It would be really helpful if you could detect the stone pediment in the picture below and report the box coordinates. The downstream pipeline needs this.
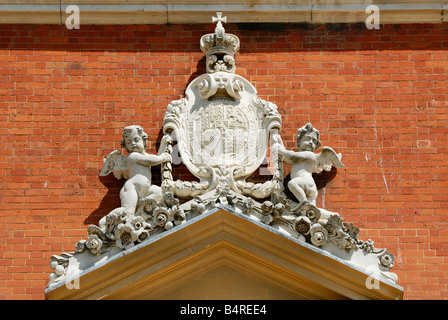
[45,13,403,300]
[45,207,403,300]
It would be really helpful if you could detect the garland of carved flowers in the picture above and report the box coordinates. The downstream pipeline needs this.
[48,188,395,283]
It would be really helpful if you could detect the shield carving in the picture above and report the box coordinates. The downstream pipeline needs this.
[162,71,282,198]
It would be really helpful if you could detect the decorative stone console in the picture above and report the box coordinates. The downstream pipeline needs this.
[45,13,404,300]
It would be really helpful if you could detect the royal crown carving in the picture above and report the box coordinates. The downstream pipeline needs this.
[46,13,399,292]
[200,12,240,74]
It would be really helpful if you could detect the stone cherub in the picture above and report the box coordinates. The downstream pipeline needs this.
[99,125,171,217]
[277,123,344,205]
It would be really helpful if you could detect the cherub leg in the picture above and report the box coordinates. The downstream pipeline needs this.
[148,185,164,202]
[120,180,139,215]
[307,185,318,205]
[288,178,307,203]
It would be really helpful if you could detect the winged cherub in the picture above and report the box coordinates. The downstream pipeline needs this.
[277,123,344,205]
[99,125,171,216]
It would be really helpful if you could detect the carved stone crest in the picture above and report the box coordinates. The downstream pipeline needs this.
[46,13,400,293]
[162,78,282,199]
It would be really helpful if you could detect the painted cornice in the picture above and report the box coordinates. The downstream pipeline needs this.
[0,0,446,24]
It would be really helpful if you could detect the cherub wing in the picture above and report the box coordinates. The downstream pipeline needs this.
[99,150,129,180]
[314,146,345,174]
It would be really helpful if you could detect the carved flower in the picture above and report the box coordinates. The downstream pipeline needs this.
[261,201,274,224]
[379,251,395,269]
[75,239,87,253]
[164,191,179,207]
[156,213,168,226]
[128,216,146,231]
[294,216,311,235]
[137,230,150,243]
[324,214,344,233]
[261,201,273,214]
[335,228,355,250]
[154,207,170,227]
[86,234,103,255]
[99,208,130,240]
[242,197,255,214]
[295,201,321,223]
[141,197,158,215]
[309,224,328,247]
[171,206,186,226]
[114,223,138,250]
[345,223,360,239]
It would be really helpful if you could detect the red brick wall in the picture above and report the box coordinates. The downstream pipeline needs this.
[1,23,447,300]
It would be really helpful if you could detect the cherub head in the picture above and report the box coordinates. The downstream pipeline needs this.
[121,125,148,154]
[296,123,321,152]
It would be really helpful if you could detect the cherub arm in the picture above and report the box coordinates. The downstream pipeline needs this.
[314,146,345,173]
[99,150,129,179]
[276,137,307,165]
[278,148,299,165]
[135,152,171,167]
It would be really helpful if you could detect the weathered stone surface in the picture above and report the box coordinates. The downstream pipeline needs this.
[46,13,402,299]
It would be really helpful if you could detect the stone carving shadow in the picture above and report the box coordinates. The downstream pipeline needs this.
[283,166,339,201]
[186,56,206,88]
[83,174,124,226]
[313,166,339,190]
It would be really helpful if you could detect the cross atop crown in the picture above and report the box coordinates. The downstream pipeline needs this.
[212,12,227,28]
[212,12,226,40]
